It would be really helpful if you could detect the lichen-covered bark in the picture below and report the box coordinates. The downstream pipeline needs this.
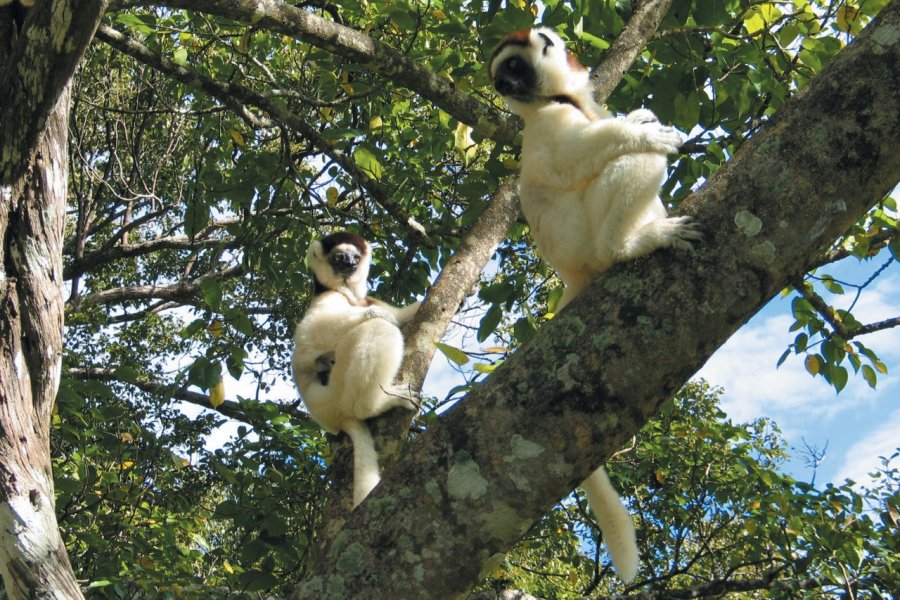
[0,0,106,184]
[0,2,105,597]
[290,4,900,599]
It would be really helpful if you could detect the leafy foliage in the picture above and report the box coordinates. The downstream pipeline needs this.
[37,0,898,596]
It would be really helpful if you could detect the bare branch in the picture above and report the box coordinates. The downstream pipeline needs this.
[68,366,312,429]
[75,264,243,308]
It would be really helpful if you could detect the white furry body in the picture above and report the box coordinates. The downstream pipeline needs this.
[518,102,695,309]
[292,235,420,507]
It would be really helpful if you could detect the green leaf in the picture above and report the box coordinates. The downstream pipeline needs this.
[115,12,155,34]
[479,282,515,304]
[861,364,877,389]
[821,276,845,295]
[434,342,469,366]
[831,366,848,392]
[353,146,383,180]
[513,316,537,345]
[201,278,223,309]
[477,304,503,343]
[173,46,188,67]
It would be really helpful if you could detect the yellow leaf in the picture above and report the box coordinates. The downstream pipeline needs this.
[831,500,844,512]
[369,116,383,130]
[326,187,339,205]
[207,319,224,337]
[804,354,821,375]
[454,122,476,165]
[121,460,134,470]
[434,341,469,366]
[320,107,333,121]
[431,8,446,19]
[482,346,509,354]
[502,157,519,169]
[120,432,134,443]
[836,4,861,33]
[568,569,579,585]
[210,378,226,408]
[743,3,781,36]
[227,129,245,148]
[655,468,666,484]
[473,363,495,374]
[222,560,235,574]
[748,500,761,510]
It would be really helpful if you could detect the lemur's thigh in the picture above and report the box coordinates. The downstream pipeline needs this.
[331,317,404,420]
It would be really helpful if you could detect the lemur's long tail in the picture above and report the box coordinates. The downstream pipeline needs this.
[344,420,381,507]
[581,467,638,582]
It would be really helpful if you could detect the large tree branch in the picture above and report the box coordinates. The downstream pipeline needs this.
[68,366,312,429]
[289,4,900,598]
[76,264,244,307]
[0,0,106,184]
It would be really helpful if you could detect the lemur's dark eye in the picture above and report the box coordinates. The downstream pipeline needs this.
[506,57,521,71]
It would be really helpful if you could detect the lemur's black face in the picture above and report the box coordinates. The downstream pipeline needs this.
[328,246,361,275]
[492,53,536,100]
[320,232,368,276]
[490,30,559,101]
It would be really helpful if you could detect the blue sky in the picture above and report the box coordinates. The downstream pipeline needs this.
[699,255,899,487]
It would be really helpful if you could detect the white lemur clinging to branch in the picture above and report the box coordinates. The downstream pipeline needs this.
[488,28,701,582]
[490,27,701,311]
[292,232,421,507]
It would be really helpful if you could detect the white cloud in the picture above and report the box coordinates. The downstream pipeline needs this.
[697,313,838,424]
[833,408,900,486]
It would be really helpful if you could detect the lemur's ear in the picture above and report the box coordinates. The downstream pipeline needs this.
[537,31,555,55]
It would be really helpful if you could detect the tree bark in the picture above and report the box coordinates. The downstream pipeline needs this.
[0,1,105,597]
[0,86,85,600]
[289,3,900,598]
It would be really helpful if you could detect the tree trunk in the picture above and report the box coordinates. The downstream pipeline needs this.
[0,86,85,600]
[0,1,105,597]
[289,3,900,598]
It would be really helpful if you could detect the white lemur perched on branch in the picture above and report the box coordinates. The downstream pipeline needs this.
[491,27,700,311]
[292,232,421,507]
[488,28,701,582]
